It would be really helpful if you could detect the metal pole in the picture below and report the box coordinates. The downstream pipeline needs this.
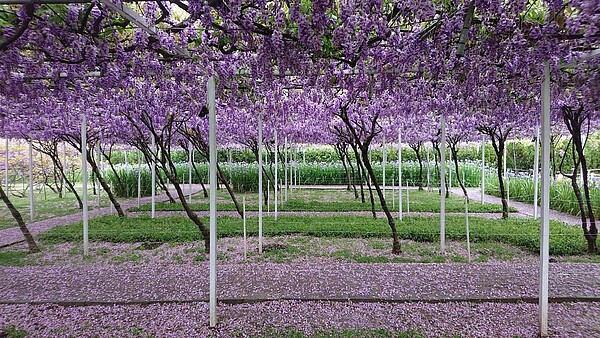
[188,141,193,203]
[4,138,8,192]
[464,171,471,263]
[274,130,278,220]
[533,126,541,220]
[368,149,372,186]
[124,150,128,166]
[207,76,218,328]
[97,145,101,207]
[267,179,270,215]
[504,144,509,207]
[293,147,298,189]
[243,196,247,261]
[137,150,141,208]
[398,128,403,221]
[426,146,431,191]
[28,140,34,221]
[81,114,89,256]
[258,114,263,254]
[284,136,288,202]
[382,136,386,197]
[539,61,551,337]
[440,115,446,253]
[448,154,452,190]
[406,179,410,214]
[62,141,66,197]
[109,182,114,214]
[151,135,156,219]
[481,135,485,204]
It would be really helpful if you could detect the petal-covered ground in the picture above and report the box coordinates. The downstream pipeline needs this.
[1,301,599,337]
[1,262,599,304]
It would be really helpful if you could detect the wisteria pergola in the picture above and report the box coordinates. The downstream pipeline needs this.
[1,0,599,336]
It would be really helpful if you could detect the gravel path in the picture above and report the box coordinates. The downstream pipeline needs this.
[1,262,598,304]
[0,185,203,248]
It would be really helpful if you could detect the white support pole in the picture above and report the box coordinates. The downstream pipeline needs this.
[368,149,372,186]
[81,114,89,256]
[124,150,128,166]
[227,149,232,180]
[448,156,452,190]
[284,136,288,202]
[188,141,193,203]
[109,182,114,215]
[274,130,278,220]
[504,144,509,207]
[533,126,541,220]
[258,114,264,254]
[97,145,101,207]
[426,146,431,191]
[294,147,298,189]
[513,141,518,173]
[440,116,447,253]
[137,150,141,208]
[382,137,386,198]
[207,76,218,328]
[4,138,8,192]
[391,173,395,208]
[151,136,156,219]
[28,140,34,222]
[398,128,403,221]
[267,179,270,215]
[62,141,67,197]
[298,148,302,185]
[464,171,471,263]
[406,180,410,214]
[481,135,486,204]
[539,61,551,338]
[243,196,247,261]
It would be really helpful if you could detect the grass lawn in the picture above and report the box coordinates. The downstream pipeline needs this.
[39,214,586,256]
[0,188,113,230]
[131,189,516,214]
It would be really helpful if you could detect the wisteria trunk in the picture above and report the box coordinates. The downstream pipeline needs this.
[361,147,401,254]
[350,143,366,203]
[337,145,351,190]
[0,185,40,253]
[191,161,209,198]
[87,153,125,217]
[565,109,597,253]
[164,170,211,252]
[101,149,126,195]
[410,144,424,191]
[491,140,509,219]
[345,150,359,199]
[450,144,468,200]
[216,163,243,217]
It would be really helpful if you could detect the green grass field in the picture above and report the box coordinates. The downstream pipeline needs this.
[40,214,585,256]
[131,189,516,214]
[0,188,112,230]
